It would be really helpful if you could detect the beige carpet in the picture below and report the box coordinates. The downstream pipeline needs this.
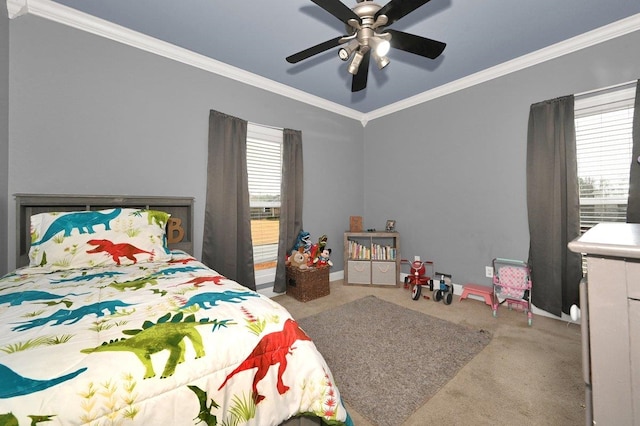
[273,280,585,426]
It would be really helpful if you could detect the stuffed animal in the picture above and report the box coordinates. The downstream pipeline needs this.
[317,234,328,253]
[314,248,333,268]
[287,248,309,270]
[310,234,328,264]
[291,230,312,254]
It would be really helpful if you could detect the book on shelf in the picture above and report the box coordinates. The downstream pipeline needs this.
[348,240,396,261]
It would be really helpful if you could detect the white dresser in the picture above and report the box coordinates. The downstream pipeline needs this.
[568,223,640,426]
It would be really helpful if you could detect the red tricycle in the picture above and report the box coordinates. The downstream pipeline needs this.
[401,258,434,300]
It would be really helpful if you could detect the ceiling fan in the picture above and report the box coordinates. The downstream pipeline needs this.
[286,0,446,92]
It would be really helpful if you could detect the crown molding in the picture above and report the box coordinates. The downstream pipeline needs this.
[365,12,640,122]
[6,0,27,18]
[7,0,364,122]
[8,1,640,126]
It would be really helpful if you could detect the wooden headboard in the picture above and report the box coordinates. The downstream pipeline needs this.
[15,194,195,268]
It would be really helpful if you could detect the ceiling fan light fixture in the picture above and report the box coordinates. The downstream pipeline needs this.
[348,50,364,75]
[369,35,390,69]
[373,54,390,70]
[374,38,391,57]
[338,39,360,61]
[286,0,446,92]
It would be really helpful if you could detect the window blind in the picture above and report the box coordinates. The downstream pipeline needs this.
[246,123,282,205]
[575,84,635,231]
[246,123,283,275]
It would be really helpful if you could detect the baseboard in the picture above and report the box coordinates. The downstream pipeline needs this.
[260,270,578,325]
[399,273,576,324]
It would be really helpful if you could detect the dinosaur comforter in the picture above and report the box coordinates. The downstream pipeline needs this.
[0,251,351,426]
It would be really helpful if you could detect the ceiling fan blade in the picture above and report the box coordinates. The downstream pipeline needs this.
[375,0,432,26]
[311,0,361,25]
[351,50,370,92]
[387,29,445,59]
[286,36,343,63]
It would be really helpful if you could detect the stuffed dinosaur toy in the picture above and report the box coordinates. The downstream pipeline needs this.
[291,230,312,254]
[310,234,328,263]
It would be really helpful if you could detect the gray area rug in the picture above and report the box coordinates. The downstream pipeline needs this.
[298,296,492,426]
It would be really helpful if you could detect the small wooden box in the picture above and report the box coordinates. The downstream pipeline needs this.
[349,216,363,232]
[286,266,330,302]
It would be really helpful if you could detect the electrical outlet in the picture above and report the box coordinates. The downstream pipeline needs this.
[414,255,421,262]
[485,266,493,278]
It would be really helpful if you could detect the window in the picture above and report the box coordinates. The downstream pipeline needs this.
[575,84,635,234]
[246,123,283,283]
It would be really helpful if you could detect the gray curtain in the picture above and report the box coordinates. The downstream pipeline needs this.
[202,110,256,291]
[526,96,582,316]
[274,129,304,293]
[627,80,640,222]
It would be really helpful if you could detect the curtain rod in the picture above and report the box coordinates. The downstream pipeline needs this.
[575,79,637,99]
[250,121,284,131]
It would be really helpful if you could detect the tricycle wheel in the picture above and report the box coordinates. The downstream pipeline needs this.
[411,285,421,300]
[434,290,443,302]
[444,292,453,305]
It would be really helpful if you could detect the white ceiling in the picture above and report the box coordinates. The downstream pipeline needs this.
[8,0,640,120]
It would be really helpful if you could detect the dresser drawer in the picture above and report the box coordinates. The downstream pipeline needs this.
[627,261,640,300]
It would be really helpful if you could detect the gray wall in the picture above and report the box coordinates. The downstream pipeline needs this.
[364,29,640,287]
[6,13,640,290]
[0,7,9,276]
[6,15,364,270]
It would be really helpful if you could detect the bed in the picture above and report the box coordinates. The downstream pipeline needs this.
[1,195,352,426]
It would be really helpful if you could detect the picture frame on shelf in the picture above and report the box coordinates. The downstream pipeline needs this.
[385,220,396,232]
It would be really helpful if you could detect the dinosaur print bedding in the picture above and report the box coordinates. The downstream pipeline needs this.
[0,250,352,426]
